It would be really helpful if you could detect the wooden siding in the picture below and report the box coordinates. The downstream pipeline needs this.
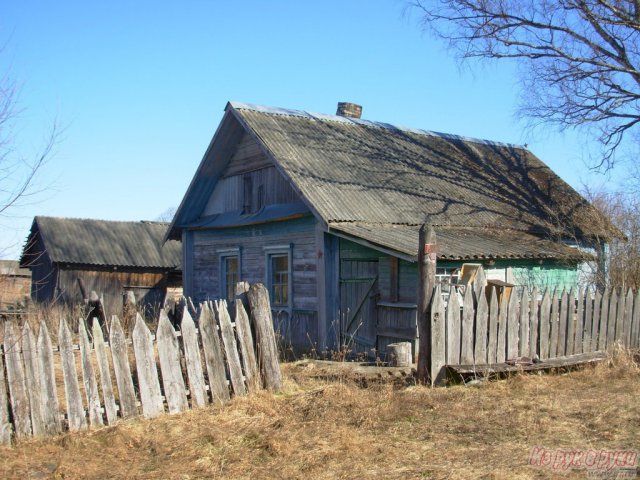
[189,216,319,349]
[204,166,300,216]
[222,131,271,177]
[24,236,58,305]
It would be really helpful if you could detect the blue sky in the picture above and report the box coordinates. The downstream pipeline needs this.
[0,1,618,259]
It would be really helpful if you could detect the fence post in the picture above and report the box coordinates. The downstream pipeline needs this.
[417,224,436,385]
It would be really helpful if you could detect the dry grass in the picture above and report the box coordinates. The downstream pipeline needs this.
[1,351,639,479]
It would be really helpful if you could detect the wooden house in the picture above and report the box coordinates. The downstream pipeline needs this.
[20,217,182,316]
[167,101,615,355]
[0,260,31,311]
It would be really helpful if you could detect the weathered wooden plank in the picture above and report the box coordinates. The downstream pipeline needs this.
[199,303,230,404]
[632,290,640,349]
[487,289,499,364]
[574,288,583,354]
[216,300,247,396]
[132,314,164,418]
[566,288,576,355]
[593,290,603,351]
[557,289,568,357]
[20,322,45,436]
[430,284,446,385]
[247,283,283,391]
[445,290,461,365]
[109,315,138,419]
[59,319,87,431]
[0,345,12,444]
[614,289,626,344]
[460,286,475,365]
[496,293,508,363]
[92,321,118,424]
[37,321,62,435]
[606,289,618,348]
[539,289,551,360]
[474,287,488,365]
[623,288,634,348]
[234,300,260,393]
[78,320,103,427]
[529,287,539,358]
[549,290,560,358]
[582,289,593,353]
[4,321,32,438]
[180,309,208,408]
[518,289,530,357]
[157,310,188,414]
[506,289,519,360]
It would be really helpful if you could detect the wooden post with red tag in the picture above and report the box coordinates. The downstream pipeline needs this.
[417,224,437,384]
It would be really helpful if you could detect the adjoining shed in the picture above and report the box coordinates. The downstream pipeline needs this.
[0,260,31,311]
[20,217,182,316]
[167,101,616,355]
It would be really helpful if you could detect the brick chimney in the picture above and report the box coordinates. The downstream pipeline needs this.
[336,102,362,119]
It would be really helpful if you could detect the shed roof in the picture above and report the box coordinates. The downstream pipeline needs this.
[0,260,31,277]
[21,217,181,269]
[169,102,615,260]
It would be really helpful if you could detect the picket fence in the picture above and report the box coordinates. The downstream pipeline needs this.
[0,283,282,444]
[430,284,640,383]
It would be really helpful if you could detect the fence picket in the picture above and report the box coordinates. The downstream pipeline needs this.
[199,303,230,404]
[132,314,164,418]
[624,289,634,347]
[460,287,475,365]
[37,321,61,435]
[582,289,593,353]
[215,300,246,396]
[549,290,560,358]
[633,290,640,348]
[20,322,45,436]
[529,287,539,358]
[247,284,283,391]
[180,309,208,408]
[234,300,260,393]
[91,322,117,424]
[109,315,138,419]
[566,288,576,355]
[78,321,103,426]
[615,289,626,343]
[0,346,11,444]
[496,294,508,363]
[4,321,32,438]
[59,319,87,431]
[430,284,446,385]
[487,289,499,363]
[506,289,519,360]
[539,289,551,359]
[157,310,188,414]
[519,289,530,357]
[594,290,604,351]
[574,288,583,354]
[445,289,461,365]
[607,289,617,347]
[474,288,488,364]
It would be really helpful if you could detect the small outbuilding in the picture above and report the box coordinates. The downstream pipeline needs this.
[0,260,32,312]
[20,217,182,316]
[167,101,616,355]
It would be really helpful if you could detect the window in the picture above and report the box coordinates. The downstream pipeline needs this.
[218,248,241,303]
[264,245,292,309]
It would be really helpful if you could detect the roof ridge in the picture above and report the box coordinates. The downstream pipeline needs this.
[228,101,526,150]
[35,215,169,226]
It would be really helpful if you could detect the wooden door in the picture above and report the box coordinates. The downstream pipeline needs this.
[339,258,378,356]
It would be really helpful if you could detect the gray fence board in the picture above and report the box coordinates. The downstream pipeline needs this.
[549,291,560,358]
[582,289,592,353]
[445,289,460,365]
[430,284,446,386]
[594,290,604,351]
[4,322,32,438]
[529,287,539,358]
[506,289,519,360]
[518,289,530,357]
[607,290,617,347]
[460,287,475,365]
[623,289,634,347]
[633,290,640,348]
[132,314,164,418]
[496,294,508,363]
[109,315,138,419]
[21,322,45,436]
[539,289,551,360]
[78,321,103,427]
[566,288,576,355]
[59,319,87,431]
[157,311,188,414]
[180,309,208,408]
[92,322,118,424]
[234,300,260,393]
[0,348,11,444]
[199,303,230,404]
[487,289,499,364]
[37,321,61,435]
[216,300,246,396]
[474,287,488,364]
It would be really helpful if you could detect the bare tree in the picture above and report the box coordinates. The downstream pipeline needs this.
[410,0,640,169]
[0,68,57,255]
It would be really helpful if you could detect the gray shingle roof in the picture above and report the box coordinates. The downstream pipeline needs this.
[21,217,181,269]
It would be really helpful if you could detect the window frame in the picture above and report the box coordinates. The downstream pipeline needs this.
[264,244,293,312]
[218,247,242,303]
